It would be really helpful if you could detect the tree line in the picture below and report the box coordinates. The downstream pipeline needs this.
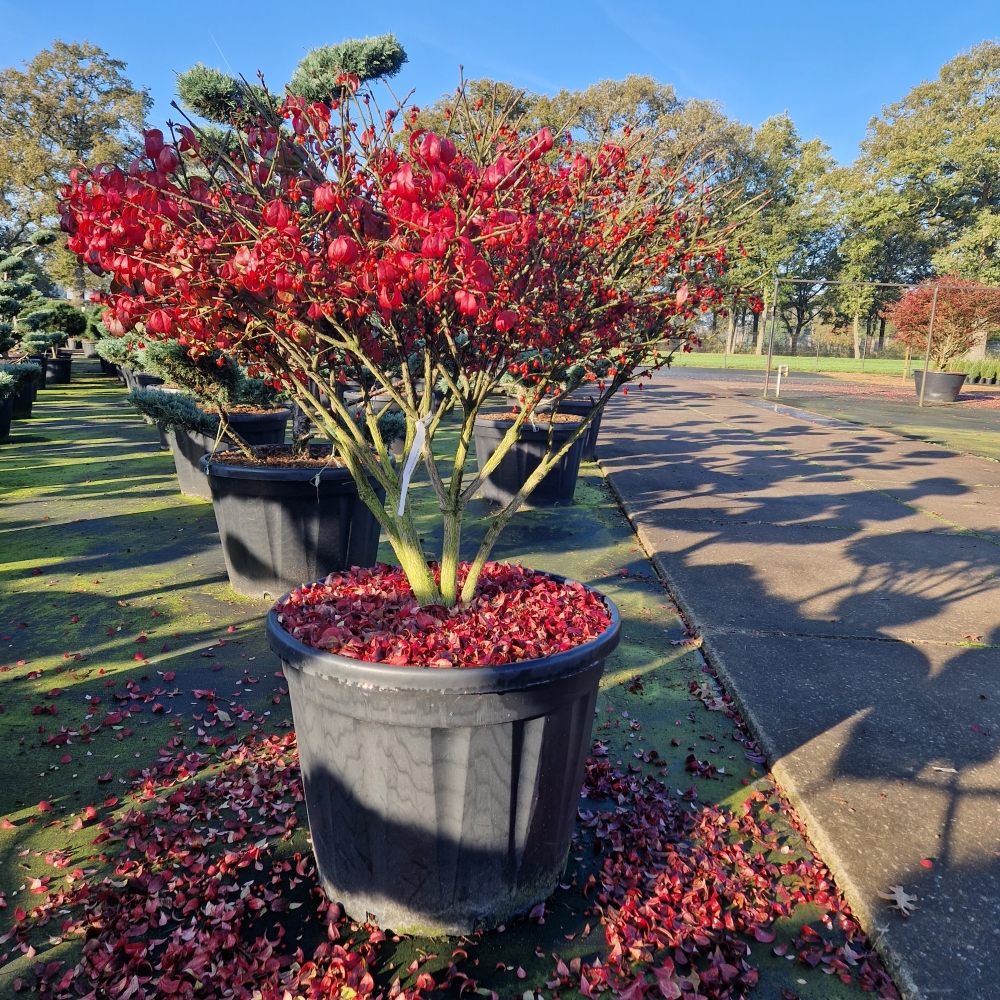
[3,38,1000,358]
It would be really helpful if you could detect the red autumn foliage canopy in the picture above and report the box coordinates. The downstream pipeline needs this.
[884,275,1000,369]
[58,77,743,607]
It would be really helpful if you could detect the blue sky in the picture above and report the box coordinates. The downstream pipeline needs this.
[1,0,997,164]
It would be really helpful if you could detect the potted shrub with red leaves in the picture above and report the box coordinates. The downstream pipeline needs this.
[886,276,1000,402]
[60,50,748,931]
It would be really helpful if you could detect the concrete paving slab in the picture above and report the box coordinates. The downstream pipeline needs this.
[599,369,1000,999]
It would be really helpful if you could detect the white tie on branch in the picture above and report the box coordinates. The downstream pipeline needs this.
[397,412,434,517]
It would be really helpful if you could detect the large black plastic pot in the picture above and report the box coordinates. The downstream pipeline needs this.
[532,391,604,463]
[98,357,117,377]
[167,409,290,499]
[43,357,72,385]
[474,415,585,506]
[134,373,164,389]
[266,576,620,934]
[202,454,384,598]
[11,379,37,419]
[914,370,967,403]
[0,395,13,443]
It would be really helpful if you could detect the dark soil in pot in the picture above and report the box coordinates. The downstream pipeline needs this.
[43,356,72,385]
[913,370,967,403]
[266,563,621,934]
[0,395,12,443]
[474,413,585,506]
[201,446,384,598]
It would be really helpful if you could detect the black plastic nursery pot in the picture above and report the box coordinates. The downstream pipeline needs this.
[202,453,384,598]
[266,574,621,934]
[97,357,117,377]
[0,395,13,443]
[474,415,585,506]
[525,391,604,463]
[134,373,165,389]
[167,409,290,500]
[11,379,37,419]
[913,370,967,403]
[43,356,72,385]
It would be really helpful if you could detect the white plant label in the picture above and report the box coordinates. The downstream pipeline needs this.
[397,413,434,517]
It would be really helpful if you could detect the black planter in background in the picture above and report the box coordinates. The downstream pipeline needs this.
[43,356,72,385]
[134,373,164,389]
[266,577,620,933]
[11,379,37,419]
[913,370,967,403]
[97,357,117,377]
[167,409,290,499]
[203,453,384,598]
[474,415,585,506]
[0,395,13,443]
[536,391,604,462]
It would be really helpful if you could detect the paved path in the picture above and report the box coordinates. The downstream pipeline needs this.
[599,370,1000,999]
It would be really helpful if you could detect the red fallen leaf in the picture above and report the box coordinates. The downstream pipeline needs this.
[70,616,80,623]
[162,671,175,682]
[104,712,122,725]
[1,818,15,829]
[60,754,72,764]
[74,653,83,661]
[96,771,113,783]
[46,688,61,698]
[71,816,83,830]
[227,625,237,632]
[133,653,146,661]
[753,925,776,943]
[151,703,164,713]
[970,724,982,733]
[135,634,148,644]
[82,805,97,820]
[103,796,118,808]
[151,610,160,617]
[773,941,789,957]
[14,906,26,922]
[105,628,115,636]
[161,644,171,653]
[16,660,25,666]
[516,968,526,980]
[415,973,436,991]
[920,858,933,868]
[31,568,42,576]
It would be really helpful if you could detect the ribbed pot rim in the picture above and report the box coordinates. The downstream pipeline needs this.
[199,453,355,483]
[266,570,621,695]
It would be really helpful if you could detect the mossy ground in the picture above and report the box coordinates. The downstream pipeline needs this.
[0,360,879,998]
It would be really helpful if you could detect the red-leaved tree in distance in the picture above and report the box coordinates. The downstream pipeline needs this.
[885,275,1000,370]
[59,74,752,607]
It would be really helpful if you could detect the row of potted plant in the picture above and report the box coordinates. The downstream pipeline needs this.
[59,39,743,934]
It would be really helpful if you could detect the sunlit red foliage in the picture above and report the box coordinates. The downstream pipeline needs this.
[57,78,743,607]
[885,275,1000,369]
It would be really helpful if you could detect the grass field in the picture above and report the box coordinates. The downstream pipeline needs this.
[672,352,907,375]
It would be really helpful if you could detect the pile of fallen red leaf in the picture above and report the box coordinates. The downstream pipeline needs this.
[567,759,900,1000]
[276,562,613,667]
